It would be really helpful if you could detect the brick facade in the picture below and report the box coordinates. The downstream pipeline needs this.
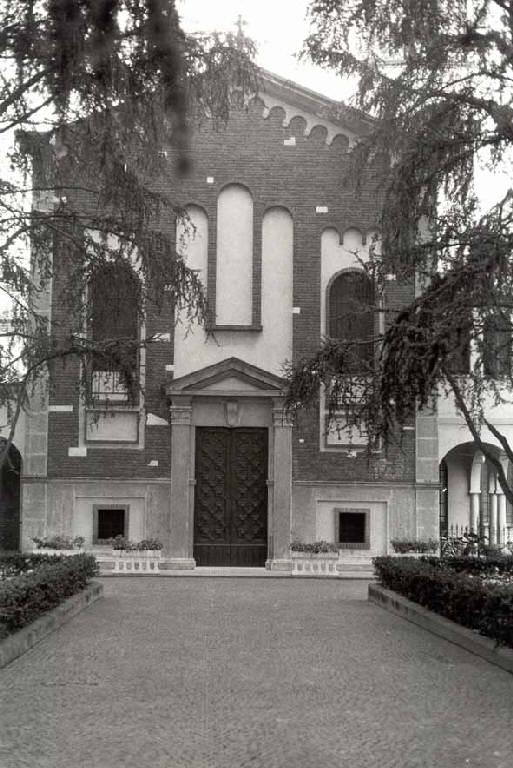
[20,72,440,564]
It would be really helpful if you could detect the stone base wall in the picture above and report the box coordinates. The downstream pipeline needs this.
[291,482,439,555]
[21,477,440,562]
[21,479,171,553]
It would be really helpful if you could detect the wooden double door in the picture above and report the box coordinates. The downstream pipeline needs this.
[193,427,268,567]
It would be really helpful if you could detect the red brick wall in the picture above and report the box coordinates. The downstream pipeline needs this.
[46,97,415,482]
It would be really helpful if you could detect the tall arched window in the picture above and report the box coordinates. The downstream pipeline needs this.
[483,315,511,377]
[328,270,375,371]
[89,261,141,402]
[447,325,471,375]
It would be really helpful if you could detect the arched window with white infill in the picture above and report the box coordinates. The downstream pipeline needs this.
[216,184,253,326]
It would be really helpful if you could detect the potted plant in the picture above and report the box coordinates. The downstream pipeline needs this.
[109,535,163,573]
[389,538,439,557]
[32,535,85,556]
[290,540,339,576]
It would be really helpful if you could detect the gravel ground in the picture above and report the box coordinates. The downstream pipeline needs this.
[1,577,512,768]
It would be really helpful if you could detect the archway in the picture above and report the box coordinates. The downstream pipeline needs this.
[440,442,512,545]
[0,440,21,551]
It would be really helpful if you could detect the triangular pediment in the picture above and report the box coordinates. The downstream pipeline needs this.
[166,357,286,398]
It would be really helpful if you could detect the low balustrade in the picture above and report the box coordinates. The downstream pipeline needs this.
[291,550,339,576]
[111,550,161,573]
[442,523,512,550]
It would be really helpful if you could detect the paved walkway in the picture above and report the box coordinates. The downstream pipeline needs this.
[2,578,513,768]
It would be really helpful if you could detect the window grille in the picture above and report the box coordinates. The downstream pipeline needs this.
[328,271,374,372]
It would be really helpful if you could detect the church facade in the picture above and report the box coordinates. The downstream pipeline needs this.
[15,71,509,569]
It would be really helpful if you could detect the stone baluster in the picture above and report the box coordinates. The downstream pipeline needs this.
[488,471,497,546]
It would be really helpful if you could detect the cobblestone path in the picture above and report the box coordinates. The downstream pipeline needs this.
[2,578,513,768]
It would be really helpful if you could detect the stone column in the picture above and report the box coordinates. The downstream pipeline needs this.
[498,454,509,547]
[415,407,440,541]
[469,452,484,537]
[165,397,196,569]
[498,493,507,545]
[470,492,480,533]
[266,403,292,571]
[489,472,497,546]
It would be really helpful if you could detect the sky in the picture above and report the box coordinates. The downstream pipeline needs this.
[177,0,356,102]
[177,0,509,209]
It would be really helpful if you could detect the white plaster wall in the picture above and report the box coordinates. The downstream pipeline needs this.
[320,227,381,337]
[85,411,139,442]
[315,499,387,554]
[176,205,208,290]
[319,228,379,448]
[174,205,293,379]
[74,495,145,545]
[438,388,513,459]
[262,206,293,359]
[216,185,253,326]
[446,454,471,527]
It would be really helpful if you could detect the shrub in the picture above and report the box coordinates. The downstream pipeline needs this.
[0,554,98,638]
[290,540,339,553]
[390,538,439,553]
[428,555,513,576]
[0,553,63,579]
[136,539,163,551]
[373,556,513,648]
[109,535,135,551]
[32,535,85,550]
[108,535,163,551]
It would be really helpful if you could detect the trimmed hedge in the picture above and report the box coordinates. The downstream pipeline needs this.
[425,555,513,576]
[390,538,439,554]
[0,553,67,579]
[373,557,513,648]
[0,554,98,638]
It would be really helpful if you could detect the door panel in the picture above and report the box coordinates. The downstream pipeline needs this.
[229,429,268,566]
[194,427,268,566]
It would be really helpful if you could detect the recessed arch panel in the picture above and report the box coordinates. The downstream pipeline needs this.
[216,184,253,326]
[262,207,293,359]
[176,205,208,290]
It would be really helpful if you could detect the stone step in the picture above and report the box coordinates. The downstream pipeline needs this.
[337,570,375,579]
[338,561,374,571]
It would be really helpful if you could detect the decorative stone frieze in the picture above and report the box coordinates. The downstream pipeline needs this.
[169,404,192,425]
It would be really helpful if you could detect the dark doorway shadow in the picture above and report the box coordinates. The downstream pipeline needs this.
[0,439,21,552]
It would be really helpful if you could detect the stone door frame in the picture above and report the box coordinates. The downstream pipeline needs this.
[165,358,292,570]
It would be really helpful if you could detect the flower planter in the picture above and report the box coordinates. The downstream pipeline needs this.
[111,550,162,573]
[291,551,339,576]
[31,548,83,557]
